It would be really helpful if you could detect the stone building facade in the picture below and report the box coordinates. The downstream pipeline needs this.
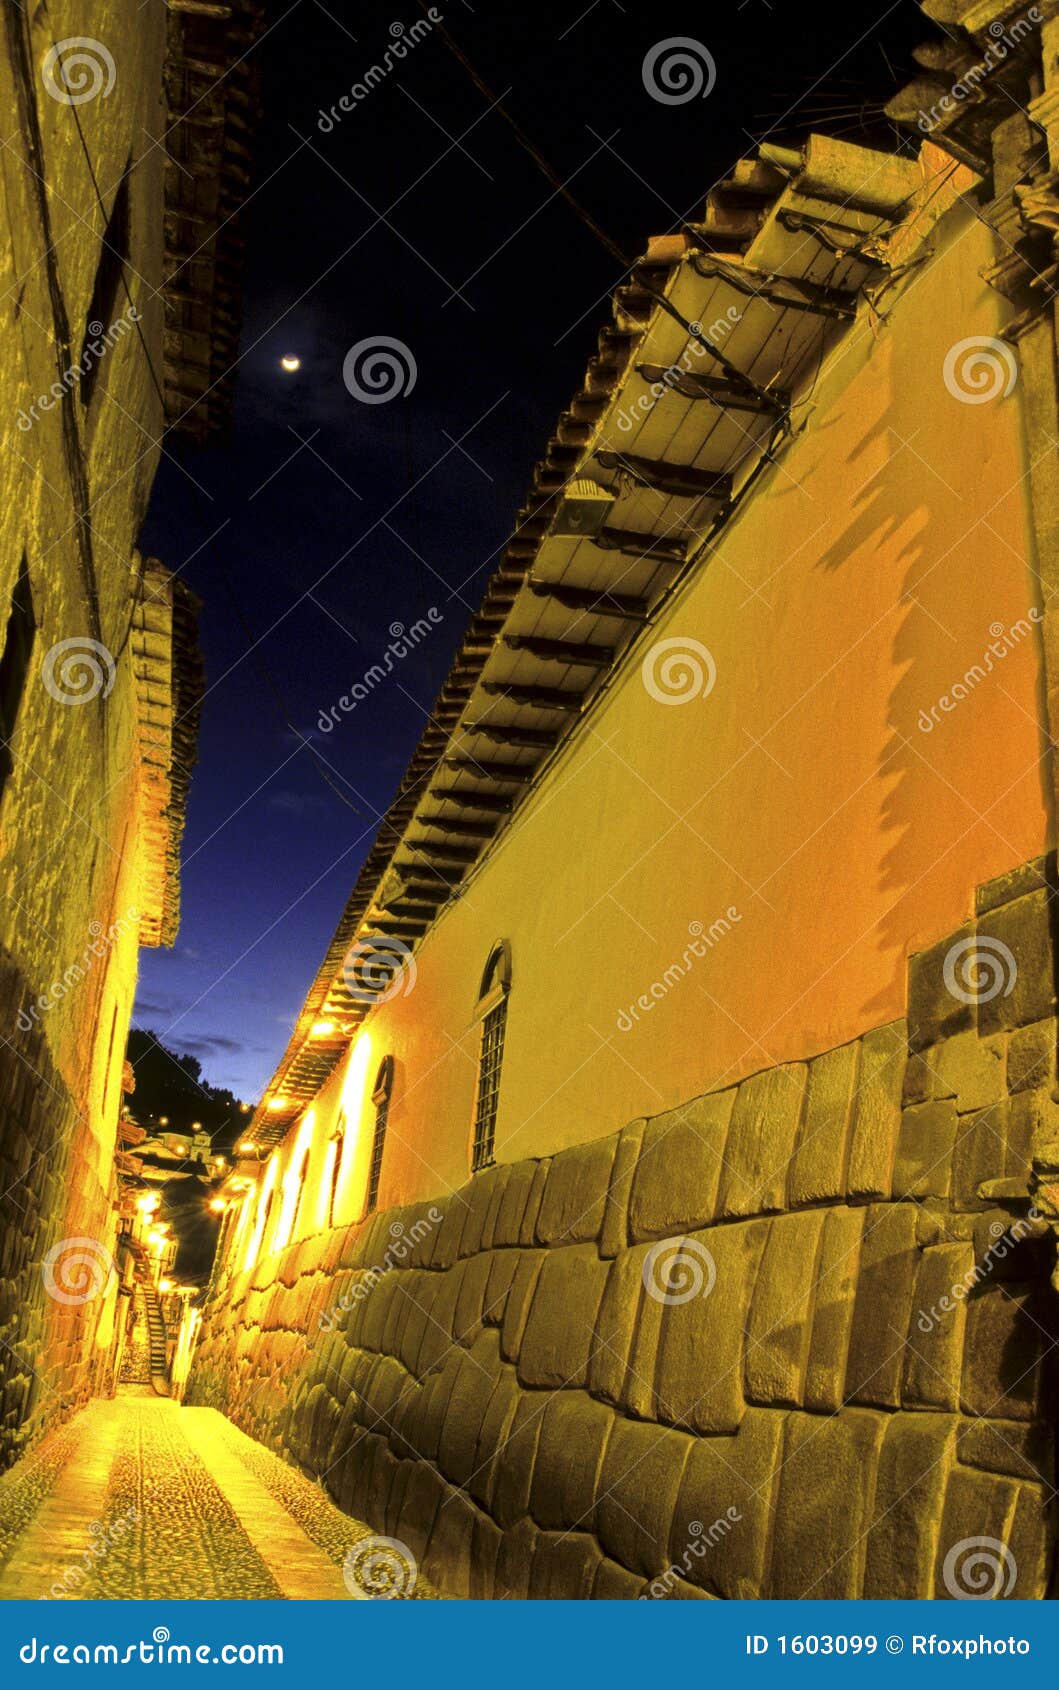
[192,2,1059,1598]
[0,2,260,1467]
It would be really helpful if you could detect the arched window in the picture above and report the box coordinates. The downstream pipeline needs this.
[366,1057,394,1213]
[472,942,511,1172]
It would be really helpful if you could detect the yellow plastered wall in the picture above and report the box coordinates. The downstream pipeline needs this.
[262,198,1048,1227]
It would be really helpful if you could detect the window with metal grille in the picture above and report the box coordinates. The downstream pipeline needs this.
[366,1057,394,1212]
[471,942,511,1173]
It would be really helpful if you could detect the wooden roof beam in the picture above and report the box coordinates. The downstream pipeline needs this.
[595,450,732,501]
[479,682,585,711]
[503,633,614,667]
[527,580,650,621]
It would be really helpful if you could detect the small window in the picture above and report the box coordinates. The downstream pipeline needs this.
[366,1058,394,1213]
[472,942,511,1172]
[0,560,35,799]
[81,172,130,410]
[327,1110,347,1228]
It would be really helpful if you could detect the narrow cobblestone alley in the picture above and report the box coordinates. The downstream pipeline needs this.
[0,1391,433,1601]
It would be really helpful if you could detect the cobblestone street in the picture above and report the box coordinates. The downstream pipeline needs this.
[0,1389,430,1600]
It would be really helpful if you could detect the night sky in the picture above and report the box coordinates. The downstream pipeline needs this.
[135,0,930,1103]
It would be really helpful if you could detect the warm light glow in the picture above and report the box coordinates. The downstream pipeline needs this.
[240,1102,251,1113]
[266,1097,289,1111]
[280,354,301,372]
[238,1140,257,1154]
[136,1194,159,1215]
[209,1198,226,1213]
[159,1116,168,1126]
[310,1019,336,1037]
[159,1278,173,1294]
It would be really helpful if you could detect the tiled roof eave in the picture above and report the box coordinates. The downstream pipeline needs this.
[248,132,967,1146]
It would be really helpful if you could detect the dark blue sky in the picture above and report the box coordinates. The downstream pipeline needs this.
[135,0,927,1102]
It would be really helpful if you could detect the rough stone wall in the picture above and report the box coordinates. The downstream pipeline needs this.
[191,857,1059,1599]
[0,5,172,1466]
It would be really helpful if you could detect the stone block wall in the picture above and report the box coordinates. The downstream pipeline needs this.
[0,950,116,1467]
[190,857,1059,1599]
